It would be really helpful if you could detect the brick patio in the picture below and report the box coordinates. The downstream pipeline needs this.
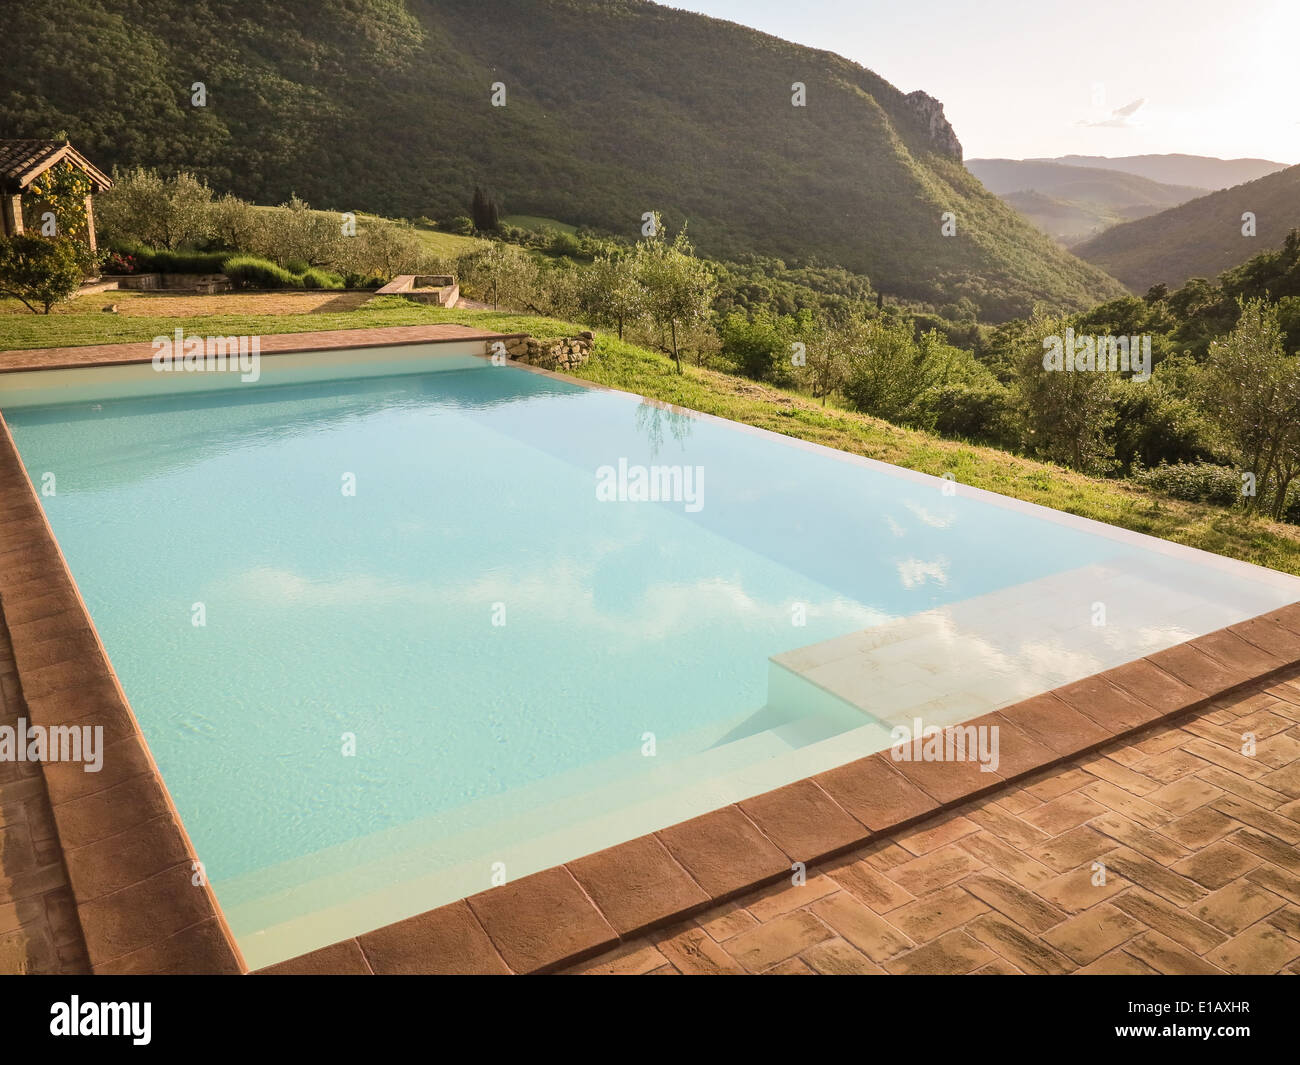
[0,611,90,975]
[567,671,1300,975]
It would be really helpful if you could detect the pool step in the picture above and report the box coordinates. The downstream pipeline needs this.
[220,690,890,969]
[767,559,1250,730]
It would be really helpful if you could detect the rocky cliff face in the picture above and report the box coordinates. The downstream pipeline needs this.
[904,91,963,161]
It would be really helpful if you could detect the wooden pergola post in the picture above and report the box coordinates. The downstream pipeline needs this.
[83,193,97,255]
[2,192,22,237]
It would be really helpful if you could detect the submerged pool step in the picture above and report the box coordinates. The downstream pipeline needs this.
[767,559,1251,730]
[220,691,884,968]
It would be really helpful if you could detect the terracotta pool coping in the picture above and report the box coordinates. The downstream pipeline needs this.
[2,324,1299,975]
[0,323,526,374]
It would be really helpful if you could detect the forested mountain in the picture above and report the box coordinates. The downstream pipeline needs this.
[0,0,1125,319]
[1074,164,1300,291]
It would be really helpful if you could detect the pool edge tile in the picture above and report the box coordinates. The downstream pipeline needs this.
[814,753,944,833]
[566,834,712,938]
[465,866,619,974]
[254,939,373,976]
[355,900,509,976]
[654,805,792,902]
[736,778,872,864]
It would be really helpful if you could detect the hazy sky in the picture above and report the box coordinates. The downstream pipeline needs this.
[672,0,1297,163]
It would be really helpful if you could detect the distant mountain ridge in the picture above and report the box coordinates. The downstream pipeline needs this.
[1034,154,1290,191]
[966,158,1204,244]
[0,0,1126,319]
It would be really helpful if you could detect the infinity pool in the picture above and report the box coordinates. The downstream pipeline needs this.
[4,343,1297,966]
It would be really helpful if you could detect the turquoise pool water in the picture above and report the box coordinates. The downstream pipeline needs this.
[4,346,1297,966]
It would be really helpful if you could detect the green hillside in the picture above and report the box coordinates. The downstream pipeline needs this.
[0,0,1124,319]
[1074,164,1300,291]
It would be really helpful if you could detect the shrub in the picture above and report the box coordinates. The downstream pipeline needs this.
[222,255,299,289]
[341,273,386,290]
[300,268,345,289]
[719,311,789,382]
[103,250,139,275]
[149,249,229,273]
[547,231,582,258]
[1134,462,1243,506]
[928,380,1014,444]
[1286,486,1300,525]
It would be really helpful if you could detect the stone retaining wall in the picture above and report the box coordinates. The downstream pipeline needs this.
[502,332,594,372]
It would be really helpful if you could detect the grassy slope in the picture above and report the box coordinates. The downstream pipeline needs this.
[246,207,485,259]
[3,298,1298,576]
[409,220,485,258]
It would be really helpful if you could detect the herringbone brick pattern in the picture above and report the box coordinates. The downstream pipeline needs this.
[569,672,1300,975]
[0,611,90,974]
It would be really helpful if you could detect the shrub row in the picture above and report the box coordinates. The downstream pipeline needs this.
[107,242,231,274]
[221,256,347,290]
[1134,462,1243,506]
[109,245,360,290]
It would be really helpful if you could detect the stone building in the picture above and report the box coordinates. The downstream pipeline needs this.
[0,139,113,253]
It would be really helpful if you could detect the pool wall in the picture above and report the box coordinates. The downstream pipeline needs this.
[3,325,1299,974]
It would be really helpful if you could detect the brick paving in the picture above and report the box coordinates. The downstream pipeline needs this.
[568,670,1300,975]
[0,610,90,974]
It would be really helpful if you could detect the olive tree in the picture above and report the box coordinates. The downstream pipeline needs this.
[96,168,214,249]
[1201,298,1300,516]
[1015,312,1116,473]
[0,235,88,314]
[635,222,716,373]
[581,251,642,340]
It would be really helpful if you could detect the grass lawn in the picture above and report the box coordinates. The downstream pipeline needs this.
[3,295,1299,576]
[0,295,558,348]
